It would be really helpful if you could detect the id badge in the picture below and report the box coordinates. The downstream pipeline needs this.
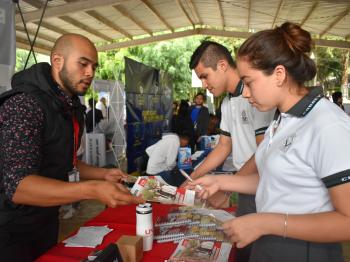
[68,167,80,182]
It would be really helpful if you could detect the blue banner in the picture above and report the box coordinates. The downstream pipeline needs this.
[125,57,172,173]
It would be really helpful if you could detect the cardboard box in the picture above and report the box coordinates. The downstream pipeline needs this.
[116,235,143,262]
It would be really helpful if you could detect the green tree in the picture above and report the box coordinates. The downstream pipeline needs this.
[340,50,349,99]
[15,49,36,72]
[95,48,135,82]
[315,46,349,92]
[15,49,50,72]
[127,36,203,101]
[95,36,243,102]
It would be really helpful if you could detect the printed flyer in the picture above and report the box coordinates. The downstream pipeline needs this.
[168,239,232,261]
[130,176,196,205]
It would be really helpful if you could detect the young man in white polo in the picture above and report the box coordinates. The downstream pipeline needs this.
[188,41,274,262]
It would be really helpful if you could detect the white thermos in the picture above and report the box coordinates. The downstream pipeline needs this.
[136,203,153,251]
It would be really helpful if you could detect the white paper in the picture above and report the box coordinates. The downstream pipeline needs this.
[63,226,113,248]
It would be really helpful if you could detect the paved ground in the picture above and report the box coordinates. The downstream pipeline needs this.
[58,200,105,242]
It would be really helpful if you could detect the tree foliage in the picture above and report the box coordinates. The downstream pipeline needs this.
[15,49,36,72]
[315,46,344,89]
[94,36,244,102]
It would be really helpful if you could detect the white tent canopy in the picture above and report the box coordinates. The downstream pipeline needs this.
[14,0,350,56]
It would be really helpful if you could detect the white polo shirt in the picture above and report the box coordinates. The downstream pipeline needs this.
[146,133,180,175]
[220,81,274,170]
[255,87,350,214]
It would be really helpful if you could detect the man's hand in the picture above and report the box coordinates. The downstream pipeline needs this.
[103,168,127,183]
[89,180,144,208]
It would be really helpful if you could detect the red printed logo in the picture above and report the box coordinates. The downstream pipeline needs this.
[139,178,148,186]
[145,228,153,235]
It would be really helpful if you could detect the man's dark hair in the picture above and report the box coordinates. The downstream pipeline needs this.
[88,98,97,108]
[195,92,206,102]
[177,131,191,141]
[332,91,342,103]
[189,41,236,70]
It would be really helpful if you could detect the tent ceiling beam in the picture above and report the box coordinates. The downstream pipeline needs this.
[22,0,43,9]
[113,5,153,36]
[300,1,318,26]
[175,0,194,29]
[58,15,114,42]
[185,0,201,25]
[247,0,251,30]
[16,25,56,43]
[215,0,225,29]
[140,0,174,33]
[85,10,132,39]
[320,7,350,37]
[271,0,284,29]
[15,0,350,53]
[17,36,51,55]
[33,20,69,35]
[15,0,129,24]
[98,28,350,51]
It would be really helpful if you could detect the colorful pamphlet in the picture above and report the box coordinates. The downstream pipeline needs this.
[177,147,192,169]
[168,239,232,261]
[130,176,197,205]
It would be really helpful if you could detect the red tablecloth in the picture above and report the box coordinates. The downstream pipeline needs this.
[36,203,236,262]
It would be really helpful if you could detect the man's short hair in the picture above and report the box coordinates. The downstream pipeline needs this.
[195,92,206,102]
[177,131,191,141]
[88,98,96,108]
[189,41,236,70]
[332,91,342,103]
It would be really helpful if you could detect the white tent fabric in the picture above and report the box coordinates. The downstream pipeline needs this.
[84,79,126,168]
[0,0,15,94]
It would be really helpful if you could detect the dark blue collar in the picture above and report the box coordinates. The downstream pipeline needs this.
[229,80,244,99]
[286,86,323,117]
[274,86,324,120]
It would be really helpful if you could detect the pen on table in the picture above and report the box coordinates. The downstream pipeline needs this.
[179,169,203,191]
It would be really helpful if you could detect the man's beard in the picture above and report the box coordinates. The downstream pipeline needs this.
[59,64,87,96]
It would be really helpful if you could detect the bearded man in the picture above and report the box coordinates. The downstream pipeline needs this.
[0,34,143,261]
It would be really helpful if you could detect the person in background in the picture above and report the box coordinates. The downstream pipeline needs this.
[207,114,220,136]
[332,91,345,111]
[188,41,274,261]
[96,96,108,118]
[86,97,104,133]
[146,132,190,186]
[0,33,143,262]
[172,101,179,116]
[191,22,350,262]
[189,92,210,144]
[171,99,195,151]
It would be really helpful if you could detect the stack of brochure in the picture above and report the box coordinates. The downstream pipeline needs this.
[153,206,234,243]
